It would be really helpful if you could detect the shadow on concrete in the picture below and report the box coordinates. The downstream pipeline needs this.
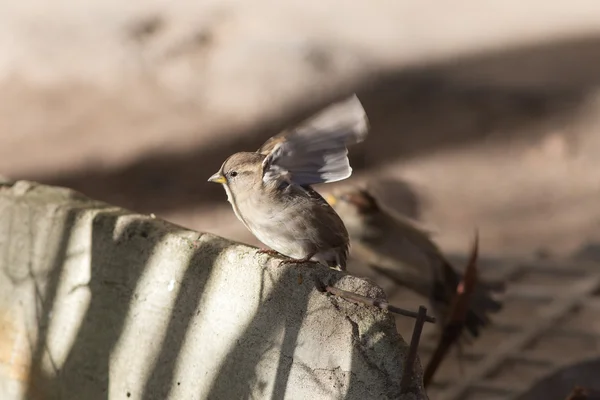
[17,202,266,399]
[347,321,418,399]
[140,237,230,400]
[23,210,77,399]
[204,266,416,399]
[24,34,600,217]
[206,268,348,400]
[10,202,419,399]
[55,212,166,399]
[206,266,315,399]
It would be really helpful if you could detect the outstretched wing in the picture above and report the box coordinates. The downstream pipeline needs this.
[259,94,369,186]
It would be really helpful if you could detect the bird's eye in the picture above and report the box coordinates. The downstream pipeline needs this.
[229,171,238,178]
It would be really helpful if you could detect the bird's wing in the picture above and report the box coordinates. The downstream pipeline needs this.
[258,94,368,186]
[377,203,505,337]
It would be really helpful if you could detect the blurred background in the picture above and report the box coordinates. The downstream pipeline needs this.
[3,1,600,399]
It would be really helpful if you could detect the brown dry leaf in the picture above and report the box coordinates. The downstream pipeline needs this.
[424,231,479,387]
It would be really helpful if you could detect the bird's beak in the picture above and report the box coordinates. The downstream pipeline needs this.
[208,172,227,184]
[324,194,337,206]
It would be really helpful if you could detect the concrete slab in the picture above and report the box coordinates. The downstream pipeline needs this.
[0,181,425,400]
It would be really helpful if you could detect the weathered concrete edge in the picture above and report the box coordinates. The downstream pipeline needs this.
[0,180,427,399]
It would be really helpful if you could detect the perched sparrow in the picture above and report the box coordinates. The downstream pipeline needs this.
[208,95,369,270]
[325,187,504,337]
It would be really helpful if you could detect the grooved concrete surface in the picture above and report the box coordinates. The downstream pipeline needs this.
[0,181,425,400]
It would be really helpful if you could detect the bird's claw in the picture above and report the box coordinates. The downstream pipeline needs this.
[255,250,319,268]
[256,248,281,257]
[276,258,318,268]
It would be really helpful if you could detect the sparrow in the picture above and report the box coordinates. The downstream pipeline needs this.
[208,95,369,271]
[325,187,504,337]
